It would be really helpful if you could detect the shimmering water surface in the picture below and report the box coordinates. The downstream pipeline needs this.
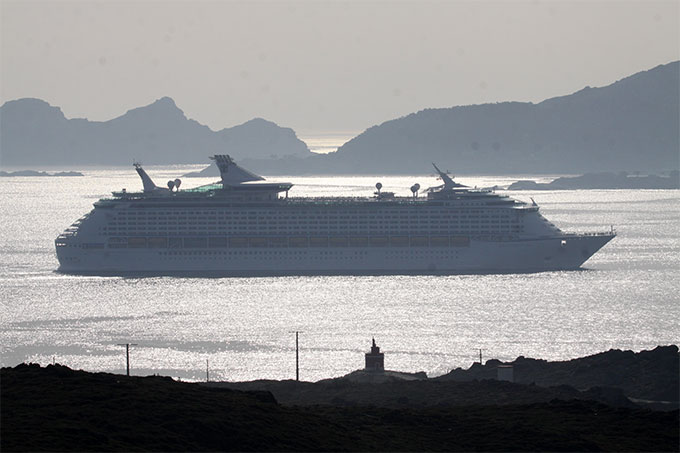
[1,168,678,381]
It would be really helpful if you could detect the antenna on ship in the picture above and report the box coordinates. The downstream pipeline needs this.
[410,183,420,198]
[375,182,382,194]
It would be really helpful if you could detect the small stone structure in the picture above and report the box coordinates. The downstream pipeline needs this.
[497,364,514,382]
[365,338,385,371]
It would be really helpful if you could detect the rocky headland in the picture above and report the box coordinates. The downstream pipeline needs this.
[507,171,679,190]
[0,170,83,177]
[2,61,678,175]
[438,345,679,406]
[216,345,679,411]
[1,346,677,451]
[0,97,311,166]
[330,62,678,174]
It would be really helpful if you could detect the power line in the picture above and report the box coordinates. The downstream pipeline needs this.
[117,343,138,376]
[288,331,303,381]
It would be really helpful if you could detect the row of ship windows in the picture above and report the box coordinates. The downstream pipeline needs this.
[116,208,503,214]
[108,221,516,225]
[106,228,522,233]
[115,212,513,216]
[113,212,512,219]
[105,224,518,230]
[113,215,514,221]
[157,250,370,256]
[104,220,520,226]
[105,236,475,249]
[106,220,519,225]
[105,226,521,231]
[110,219,516,225]
[155,250,460,259]
[106,220,519,226]
[105,229,522,235]
[107,228,519,231]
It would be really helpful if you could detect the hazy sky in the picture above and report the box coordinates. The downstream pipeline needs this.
[1,0,678,136]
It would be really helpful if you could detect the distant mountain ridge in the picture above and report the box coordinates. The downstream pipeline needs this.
[1,62,678,173]
[0,97,311,166]
[331,61,679,174]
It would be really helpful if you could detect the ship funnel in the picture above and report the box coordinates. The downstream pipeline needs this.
[210,155,265,186]
[432,163,466,190]
[134,163,161,192]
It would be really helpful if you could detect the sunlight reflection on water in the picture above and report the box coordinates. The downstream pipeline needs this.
[1,170,678,381]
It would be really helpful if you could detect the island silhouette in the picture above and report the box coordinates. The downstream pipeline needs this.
[1,62,677,175]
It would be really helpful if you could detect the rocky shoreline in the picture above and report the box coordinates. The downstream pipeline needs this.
[0,170,83,177]
[507,171,679,190]
[2,346,678,451]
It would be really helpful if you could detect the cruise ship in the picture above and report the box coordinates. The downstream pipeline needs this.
[55,155,615,275]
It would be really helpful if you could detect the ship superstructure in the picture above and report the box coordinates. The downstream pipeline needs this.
[55,156,615,275]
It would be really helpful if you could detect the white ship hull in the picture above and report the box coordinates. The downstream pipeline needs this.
[56,234,614,276]
[54,157,617,276]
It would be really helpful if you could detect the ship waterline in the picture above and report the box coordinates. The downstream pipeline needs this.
[55,156,615,275]
[56,235,613,276]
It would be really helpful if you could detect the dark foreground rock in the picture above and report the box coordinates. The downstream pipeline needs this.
[438,345,679,404]
[215,377,636,410]
[2,363,678,452]
[219,346,678,411]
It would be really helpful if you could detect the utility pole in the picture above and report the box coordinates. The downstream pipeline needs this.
[206,359,210,382]
[479,349,484,365]
[117,343,138,376]
[288,331,303,381]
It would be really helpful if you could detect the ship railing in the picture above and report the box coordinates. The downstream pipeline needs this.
[56,231,77,243]
[562,230,616,237]
[285,196,423,205]
[473,231,615,242]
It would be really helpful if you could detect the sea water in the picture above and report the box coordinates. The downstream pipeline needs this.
[1,168,678,381]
